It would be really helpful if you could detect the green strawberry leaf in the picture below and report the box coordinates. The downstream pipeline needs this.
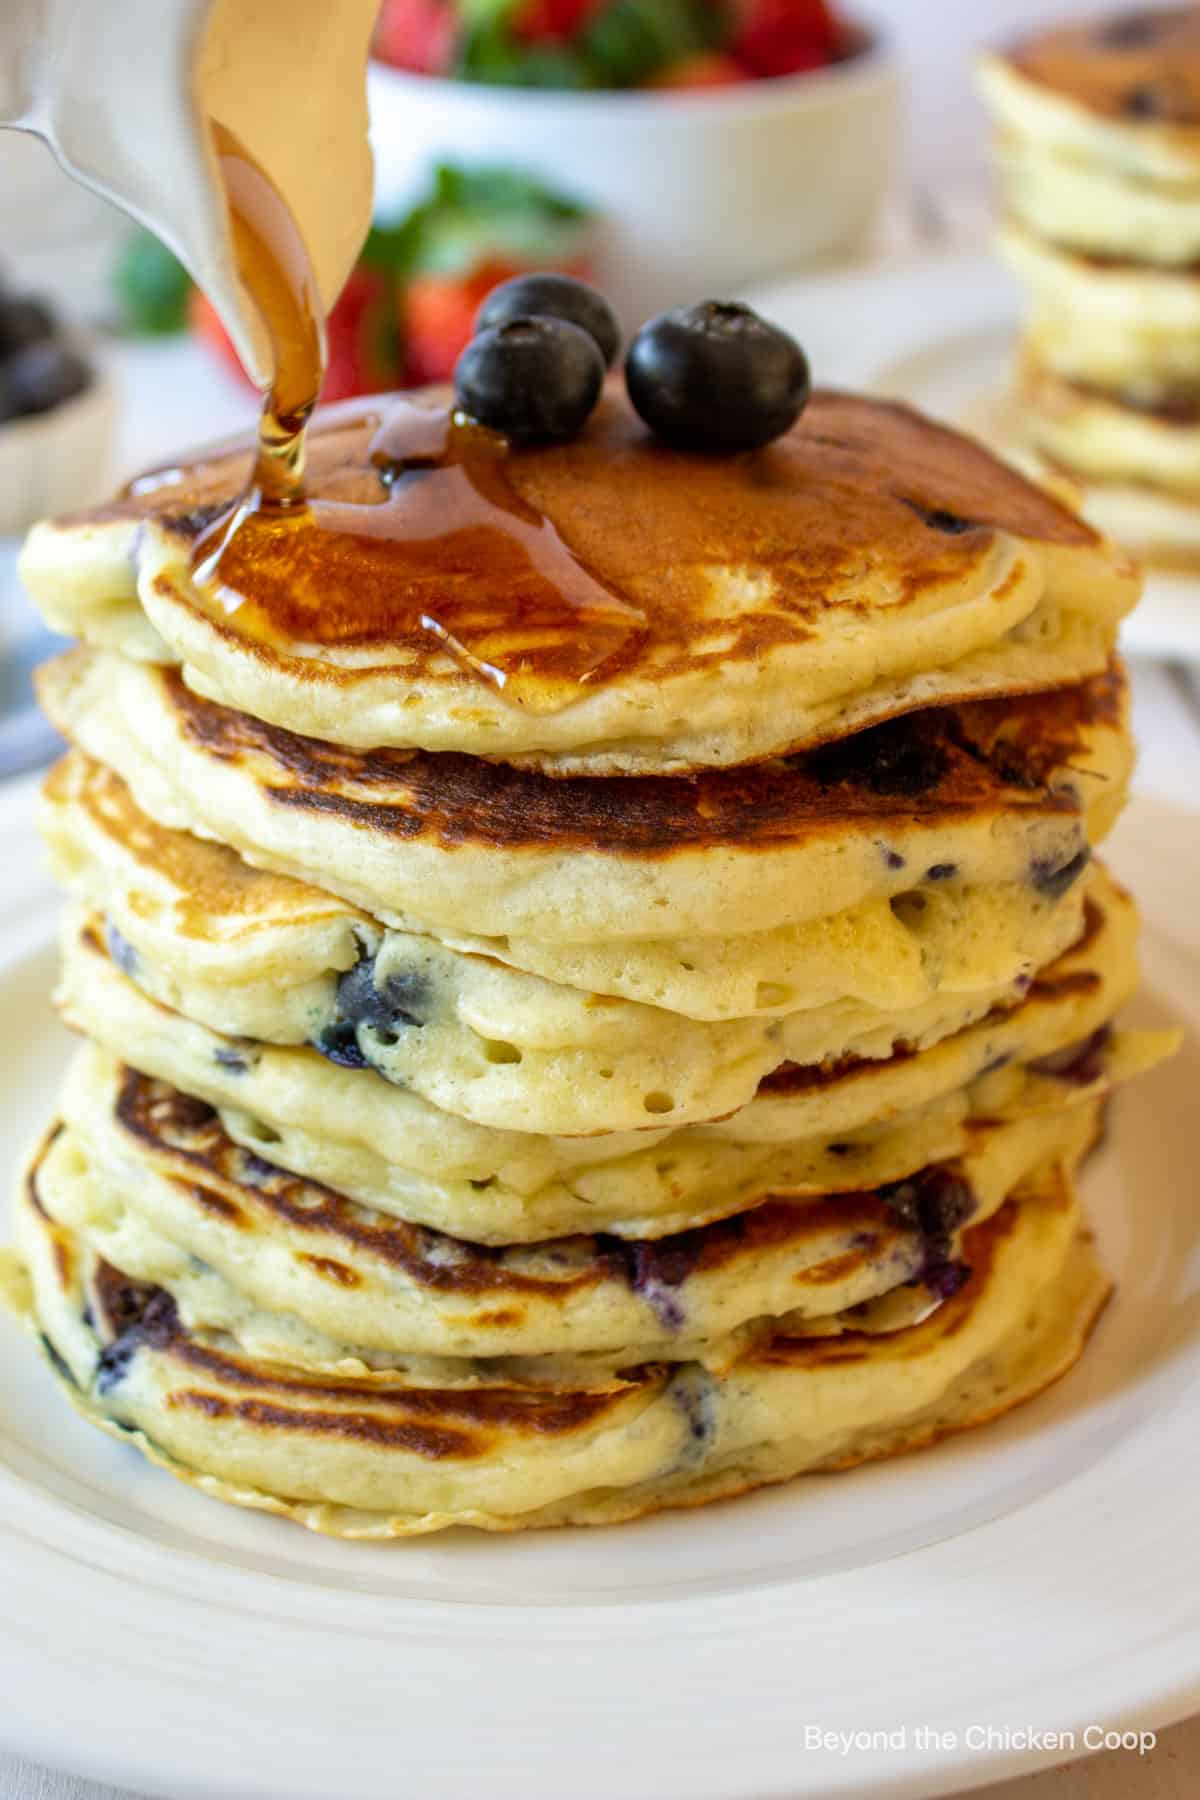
[111,231,192,335]
[365,161,592,279]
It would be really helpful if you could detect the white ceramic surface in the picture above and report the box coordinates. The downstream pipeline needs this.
[0,786,1197,1800]
[368,33,900,329]
[747,252,1200,664]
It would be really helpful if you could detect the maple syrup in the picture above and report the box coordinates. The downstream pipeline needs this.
[208,120,324,507]
[191,123,645,713]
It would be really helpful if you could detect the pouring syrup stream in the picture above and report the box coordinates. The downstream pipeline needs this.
[190,122,645,713]
[212,119,323,508]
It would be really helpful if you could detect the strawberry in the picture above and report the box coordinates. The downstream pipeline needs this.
[732,0,837,78]
[321,266,399,401]
[373,0,458,75]
[402,256,591,384]
[190,267,399,403]
[513,0,599,44]
[648,50,747,86]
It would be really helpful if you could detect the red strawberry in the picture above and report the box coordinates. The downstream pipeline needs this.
[189,267,399,403]
[648,51,748,87]
[321,266,398,401]
[402,256,591,386]
[373,0,457,75]
[403,260,525,387]
[733,0,837,78]
[513,0,599,45]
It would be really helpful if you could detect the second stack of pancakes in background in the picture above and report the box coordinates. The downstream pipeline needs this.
[981,4,1200,565]
[4,290,1174,1533]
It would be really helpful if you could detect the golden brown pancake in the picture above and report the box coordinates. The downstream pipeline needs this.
[36,646,1130,946]
[9,1132,1112,1534]
[19,388,1137,773]
[40,747,1092,1031]
[1009,7,1200,125]
[51,1052,1110,1364]
[55,869,1168,1245]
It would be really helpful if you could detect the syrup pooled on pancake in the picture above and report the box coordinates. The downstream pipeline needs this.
[182,125,649,714]
[22,384,1139,772]
[193,401,647,712]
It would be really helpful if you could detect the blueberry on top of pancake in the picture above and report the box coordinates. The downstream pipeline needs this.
[19,387,1137,774]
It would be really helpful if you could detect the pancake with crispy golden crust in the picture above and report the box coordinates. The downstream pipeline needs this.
[44,749,1098,1134]
[42,748,1091,1026]
[38,648,1131,947]
[55,869,1164,1242]
[19,389,1136,774]
[6,1137,1111,1534]
[52,1049,1109,1363]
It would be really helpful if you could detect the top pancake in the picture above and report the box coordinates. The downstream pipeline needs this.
[1007,8,1200,128]
[980,8,1200,204]
[19,387,1137,775]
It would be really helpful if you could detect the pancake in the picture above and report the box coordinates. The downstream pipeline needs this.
[18,388,1137,775]
[981,15,1200,561]
[1020,357,1200,500]
[998,222,1200,398]
[8,1140,1111,1533]
[43,750,1092,1026]
[1045,473,1200,568]
[55,869,1165,1242]
[37,648,1132,947]
[45,745,1097,1131]
[980,13,1200,264]
[47,1060,1105,1363]
[992,130,1200,265]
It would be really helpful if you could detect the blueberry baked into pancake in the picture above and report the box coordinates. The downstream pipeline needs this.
[1,281,1173,1534]
[980,6,1200,565]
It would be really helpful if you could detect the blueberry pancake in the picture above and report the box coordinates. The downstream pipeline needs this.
[49,1050,1116,1365]
[19,388,1136,776]
[980,10,1200,267]
[44,749,1092,1026]
[5,1138,1110,1535]
[6,353,1164,1535]
[997,222,1200,403]
[55,869,1164,1244]
[42,760,1101,1137]
[37,648,1130,949]
[980,7,1200,563]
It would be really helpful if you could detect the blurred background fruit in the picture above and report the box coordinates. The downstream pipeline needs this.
[368,21,896,326]
[370,0,854,89]
[112,163,596,403]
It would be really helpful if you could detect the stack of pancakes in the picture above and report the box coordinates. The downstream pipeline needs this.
[1,385,1168,1536]
[981,5,1200,564]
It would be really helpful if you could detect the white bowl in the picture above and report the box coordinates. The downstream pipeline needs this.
[0,346,117,537]
[368,26,900,329]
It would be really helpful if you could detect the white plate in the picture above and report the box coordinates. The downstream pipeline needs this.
[746,253,1200,665]
[0,797,1198,1800]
